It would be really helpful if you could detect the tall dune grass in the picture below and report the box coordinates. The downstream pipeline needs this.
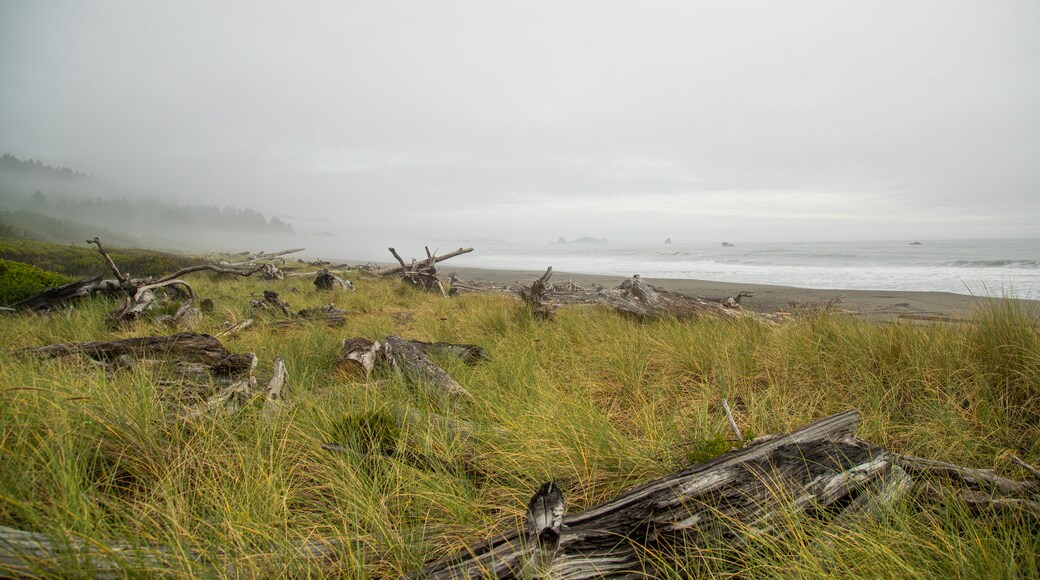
[0,272,1037,576]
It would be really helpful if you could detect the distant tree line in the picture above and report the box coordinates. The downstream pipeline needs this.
[1,153,294,235]
[0,153,89,180]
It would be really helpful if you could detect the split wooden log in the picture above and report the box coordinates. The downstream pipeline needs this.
[372,247,474,277]
[340,337,382,376]
[17,332,256,377]
[314,268,355,291]
[381,335,471,400]
[518,267,555,318]
[413,409,1040,578]
[339,337,486,378]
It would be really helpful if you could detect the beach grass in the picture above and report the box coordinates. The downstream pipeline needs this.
[0,267,1037,577]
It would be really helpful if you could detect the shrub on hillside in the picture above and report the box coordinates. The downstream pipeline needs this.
[0,259,74,305]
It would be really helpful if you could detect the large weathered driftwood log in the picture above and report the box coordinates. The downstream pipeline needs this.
[598,275,744,320]
[17,332,256,377]
[414,409,1039,578]
[415,410,884,578]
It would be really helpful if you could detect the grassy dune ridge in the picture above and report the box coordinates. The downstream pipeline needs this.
[0,266,1038,577]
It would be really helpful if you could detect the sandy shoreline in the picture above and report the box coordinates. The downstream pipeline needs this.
[435,265,1033,321]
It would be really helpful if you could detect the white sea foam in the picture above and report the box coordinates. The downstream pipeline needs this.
[451,238,1040,298]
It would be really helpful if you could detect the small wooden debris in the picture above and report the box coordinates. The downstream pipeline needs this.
[297,304,348,325]
[216,318,254,338]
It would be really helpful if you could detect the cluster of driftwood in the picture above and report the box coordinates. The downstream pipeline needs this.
[8,238,262,326]
[370,246,474,297]
[2,409,1036,577]
[363,244,759,323]
[458,266,766,322]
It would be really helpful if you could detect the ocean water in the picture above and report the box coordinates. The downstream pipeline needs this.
[454,238,1040,299]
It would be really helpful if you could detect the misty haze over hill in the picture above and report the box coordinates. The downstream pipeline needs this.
[0,1,1037,261]
[0,154,296,252]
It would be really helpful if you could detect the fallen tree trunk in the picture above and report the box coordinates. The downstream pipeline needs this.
[17,332,256,377]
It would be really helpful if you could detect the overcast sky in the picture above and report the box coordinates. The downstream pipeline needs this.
[1,0,1037,250]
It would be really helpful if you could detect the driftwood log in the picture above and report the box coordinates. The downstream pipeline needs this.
[227,247,305,267]
[518,266,555,318]
[381,335,471,400]
[16,332,256,377]
[340,337,382,375]
[598,275,745,320]
[339,336,483,397]
[372,247,473,277]
[0,526,338,578]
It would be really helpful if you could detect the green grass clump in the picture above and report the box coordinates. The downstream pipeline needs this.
[0,258,1037,577]
[0,258,74,305]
